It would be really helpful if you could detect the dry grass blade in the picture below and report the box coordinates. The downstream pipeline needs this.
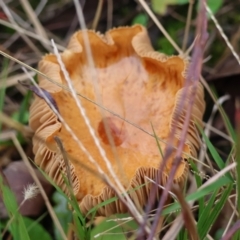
[137,0,182,55]
[9,132,67,240]
[19,0,51,51]
[92,0,104,30]
[162,214,183,240]
[223,208,237,237]
[168,185,198,240]
[175,190,198,240]
[199,95,231,172]
[0,112,32,138]
[0,72,35,89]
[200,76,235,140]
[199,162,236,190]
[206,4,240,65]
[93,217,134,239]
[107,0,113,29]
[221,220,240,240]
[0,1,41,55]
[203,122,233,143]
[0,19,65,51]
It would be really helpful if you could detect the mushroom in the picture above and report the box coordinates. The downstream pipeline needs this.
[29,25,205,216]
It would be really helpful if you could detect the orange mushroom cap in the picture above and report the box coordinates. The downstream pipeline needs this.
[29,25,205,216]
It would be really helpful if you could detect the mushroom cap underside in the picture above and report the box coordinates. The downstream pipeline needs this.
[29,24,205,216]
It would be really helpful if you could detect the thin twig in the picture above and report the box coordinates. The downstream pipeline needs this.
[0,1,41,56]
[107,0,113,30]
[10,133,67,240]
[92,0,104,30]
[0,112,32,137]
[221,220,240,240]
[199,95,231,171]
[0,19,65,51]
[19,0,51,51]
[2,0,47,49]
[206,4,240,65]
[199,162,236,190]
[182,0,194,51]
[137,0,183,55]
[200,76,234,141]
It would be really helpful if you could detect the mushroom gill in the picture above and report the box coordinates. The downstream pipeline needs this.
[29,25,205,216]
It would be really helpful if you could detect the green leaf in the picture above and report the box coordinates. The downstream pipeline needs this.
[157,37,175,55]
[151,0,188,15]
[23,217,52,240]
[132,13,148,26]
[207,0,223,14]
[52,192,72,240]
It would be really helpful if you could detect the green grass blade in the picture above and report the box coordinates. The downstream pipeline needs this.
[16,90,32,124]
[17,217,31,240]
[151,122,163,157]
[189,160,204,215]
[235,99,240,238]
[0,59,9,132]
[197,125,232,179]
[199,127,225,170]
[197,189,218,237]
[177,228,188,240]
[52,192,72,240]
[198,184,232,239]
[33,161,88,239]
[0,175,30,240]
[162,175,232,216]
[23,217,51,240]
[207,85,236,141]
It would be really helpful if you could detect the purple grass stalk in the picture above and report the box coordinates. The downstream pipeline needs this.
[221,220,240,240]
[137,0,208,239]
